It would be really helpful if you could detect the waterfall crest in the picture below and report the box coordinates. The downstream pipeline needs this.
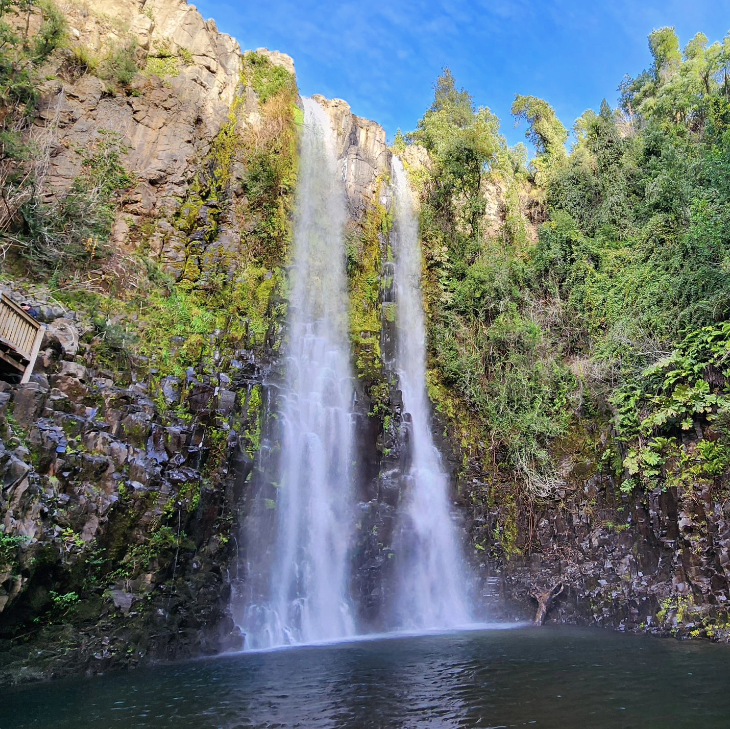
[390,156,475,630]
[237,98,357,649]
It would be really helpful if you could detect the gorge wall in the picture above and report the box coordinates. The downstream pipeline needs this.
[2,0,730,686]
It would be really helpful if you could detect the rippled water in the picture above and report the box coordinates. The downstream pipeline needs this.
[3,626,730,728]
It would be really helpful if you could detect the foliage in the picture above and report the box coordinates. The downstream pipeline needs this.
[410,67,502,241]
[612,323,730,492]
[32,0,66,62]
[238,54,299,265]
[66,44,99,76]
[144,41,193,78]
[15,130,132,269]
[145,53,179,78]
[401,31,730,502]
[88,309,138,372]
[134,57,298,379]
[529,27,730,496]
[110,525,183,580]
[512,95,568,155]
[403,69,568,495]
[101,39,139,86]
[0,531,27,569]
[0,0,52,233]
[48,590,79,619]
[242,51,294,103]
[348,182,391,417]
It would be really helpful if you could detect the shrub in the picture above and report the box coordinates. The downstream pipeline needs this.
[242,51,295,104]
[66,44,99,76]
[33,0,66,62]
[17,130,132,269]
[102,39,139,86]
[145,54,179,78]
[0,532,27,569]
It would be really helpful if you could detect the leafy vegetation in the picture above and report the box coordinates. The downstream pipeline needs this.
[0,3,301,656]
[15,130,132,268]
[144,40,193,79]
[242,51,293,103]
[404,68,572,494]
[101,39,139,85]
[531,28,730,496]
[132,51,299,381]
[400,27,730,504]
[0,0,135,273]
[1,43,299,382]
[0,532,27,571]
[0,0,55,236]
[3,0,730,641]
[348,180,393,418]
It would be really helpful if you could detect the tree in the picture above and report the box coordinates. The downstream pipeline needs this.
[649,27,681,81]
[511,95,567,184]
[428,67,474,127]
[412,69,502,240]
[511,95,567,158]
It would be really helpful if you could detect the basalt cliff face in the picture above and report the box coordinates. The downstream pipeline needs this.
[0,0,290,682]
[1,0,729,687]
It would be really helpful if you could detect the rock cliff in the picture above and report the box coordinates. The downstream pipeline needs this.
[0,0,298,682]
[0,0,412,679]
[38,0,241,221]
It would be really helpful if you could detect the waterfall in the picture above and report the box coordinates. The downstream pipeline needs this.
[237,98,357,649]
[390,157,475,630]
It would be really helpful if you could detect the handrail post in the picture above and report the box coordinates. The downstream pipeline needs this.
[20,324,45,384]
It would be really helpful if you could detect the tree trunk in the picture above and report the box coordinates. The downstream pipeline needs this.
[531,582,564,626]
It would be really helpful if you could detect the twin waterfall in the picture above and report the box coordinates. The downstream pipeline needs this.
[236,99,475,650]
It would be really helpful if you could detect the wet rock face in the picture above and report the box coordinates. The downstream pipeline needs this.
[474,464,730,637]
[0,299,259,684]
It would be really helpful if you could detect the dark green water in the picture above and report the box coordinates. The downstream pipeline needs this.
[2,626,729,728]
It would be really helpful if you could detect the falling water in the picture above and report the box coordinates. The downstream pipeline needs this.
[237,98,357,649]
[390,156,474,630]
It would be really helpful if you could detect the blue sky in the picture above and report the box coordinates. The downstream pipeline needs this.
[195,0,730,147]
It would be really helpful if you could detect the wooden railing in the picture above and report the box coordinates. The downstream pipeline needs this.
[0,293,45,384]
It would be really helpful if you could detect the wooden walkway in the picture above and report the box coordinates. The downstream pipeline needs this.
[0,293,45,383]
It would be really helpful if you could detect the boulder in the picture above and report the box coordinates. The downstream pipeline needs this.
[50,374,88,400]
[188,382,214,413]
[160,376,181,406]
[43,318,79,358]
[57,361,88,381]
[216,388,236,416]
[11,382,47,426]
[121,411,151,447]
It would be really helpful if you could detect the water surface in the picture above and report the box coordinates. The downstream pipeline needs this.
[3,626,729,729]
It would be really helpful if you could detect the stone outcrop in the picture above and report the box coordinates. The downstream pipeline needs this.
[255,48,295,75]
[493,460,730,638]
[0,281,266,683]
[313,95,390,218]
[38,0,241,214]
[32,0,298,268]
